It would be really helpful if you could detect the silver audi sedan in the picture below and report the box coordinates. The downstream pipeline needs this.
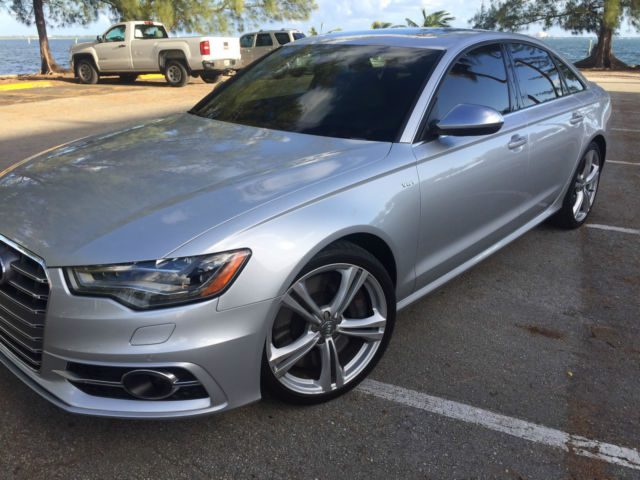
[0,29,610,417]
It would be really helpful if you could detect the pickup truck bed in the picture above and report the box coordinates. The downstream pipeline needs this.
[69,21,241,87]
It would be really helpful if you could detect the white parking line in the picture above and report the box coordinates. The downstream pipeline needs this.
[611,127,640,133]
[357,379,640,471]
[608,160,639,166]
[586,224,640,235]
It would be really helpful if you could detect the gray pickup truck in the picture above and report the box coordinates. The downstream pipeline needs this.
[69,21,241,87]
[238,29,305,68]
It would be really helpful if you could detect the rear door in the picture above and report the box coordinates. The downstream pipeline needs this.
[252,33,276,62]
[507,42,584,220]
[93,24,132,71]
[412,43,531,288]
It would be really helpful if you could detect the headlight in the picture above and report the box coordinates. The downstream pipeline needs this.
[65,249,250,310]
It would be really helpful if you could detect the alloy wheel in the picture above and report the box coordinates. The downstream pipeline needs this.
[267,263,388,396]
[572,149,600,222]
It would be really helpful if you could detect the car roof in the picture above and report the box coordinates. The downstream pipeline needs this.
[244,29,302,35]
[292,28,548,51]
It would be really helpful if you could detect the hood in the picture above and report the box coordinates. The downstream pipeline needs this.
[70,40,98,52]
[0,114,390,266]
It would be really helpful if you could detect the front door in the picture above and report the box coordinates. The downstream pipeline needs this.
[94,25,132,71]
[413,43,531,289]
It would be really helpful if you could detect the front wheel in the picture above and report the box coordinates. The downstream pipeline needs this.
[551,142,602,228]
[164,60,188,87]
[76,60,99,84]
[262,242,396,405]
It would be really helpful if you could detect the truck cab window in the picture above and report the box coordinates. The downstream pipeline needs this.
[240,35,255,48]
[105,26,126,42]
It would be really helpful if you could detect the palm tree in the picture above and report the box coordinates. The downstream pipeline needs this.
[406,9,455,28]
[309,23,342,35]
[371,21,407,29]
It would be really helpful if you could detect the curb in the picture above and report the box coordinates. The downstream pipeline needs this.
[0,81,52,91]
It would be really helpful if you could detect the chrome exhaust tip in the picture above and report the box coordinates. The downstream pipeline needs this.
[121,369,178,400]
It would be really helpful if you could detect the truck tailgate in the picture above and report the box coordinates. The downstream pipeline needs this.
[204,37,241,60]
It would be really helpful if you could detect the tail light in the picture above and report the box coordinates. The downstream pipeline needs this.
[200,40,210,55]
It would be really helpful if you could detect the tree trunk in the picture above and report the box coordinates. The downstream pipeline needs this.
[574,25,629,69]
[33,0,67,74]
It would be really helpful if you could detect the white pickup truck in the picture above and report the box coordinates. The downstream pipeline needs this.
[69,21,240,87]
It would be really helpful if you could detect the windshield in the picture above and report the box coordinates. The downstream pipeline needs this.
[191,44,441,142]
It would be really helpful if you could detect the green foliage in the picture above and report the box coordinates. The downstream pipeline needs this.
[406,9,455,27]
[102,0,318,32]
[308,22,341,35]
[1,0,318,33]
[2,0,102,27]
[370,21,406,29]
[470,0,640,34]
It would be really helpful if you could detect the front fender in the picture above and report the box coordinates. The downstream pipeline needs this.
[170,144,421,311]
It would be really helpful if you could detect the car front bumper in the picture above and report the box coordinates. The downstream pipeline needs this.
[0,267,275,418]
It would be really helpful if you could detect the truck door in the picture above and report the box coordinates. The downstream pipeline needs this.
[240,34,255,67]
[94,24,133,71]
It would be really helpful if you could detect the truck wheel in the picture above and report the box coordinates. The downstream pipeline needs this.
[165,60,188,87]
[201,72,221,84]
[118,74,138,83]
[76,60,99,84]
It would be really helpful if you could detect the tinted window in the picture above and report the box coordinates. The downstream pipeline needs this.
[554,57,585,94]
[510,43,563,107]
[105,26,126,42]
[192,44,441,142]
[293,33,305,40]
[134,24,168,39]
[275,33,291,45]
[429,44,510,126]
[256,34,273,47]
[240,35,254,48]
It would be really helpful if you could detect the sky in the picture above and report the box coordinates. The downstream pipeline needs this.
[1,0,638,37]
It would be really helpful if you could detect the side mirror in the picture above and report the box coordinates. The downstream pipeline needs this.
[96,35,103,43]
[435,104,504,136]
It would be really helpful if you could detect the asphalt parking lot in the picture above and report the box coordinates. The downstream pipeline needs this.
[0,77,638,479]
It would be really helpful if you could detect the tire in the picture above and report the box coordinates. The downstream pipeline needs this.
[118,74,138,83]
[201,72,221,84]
[551,141,602,229]
[75,59,99,84]
[164,60,189,87]
[262,241,396,405]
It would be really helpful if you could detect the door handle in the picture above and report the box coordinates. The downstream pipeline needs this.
[118,44,126,48]
[508,135,527,150]
[570,113,583,125]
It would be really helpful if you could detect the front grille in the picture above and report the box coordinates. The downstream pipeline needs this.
[0,238,49,370]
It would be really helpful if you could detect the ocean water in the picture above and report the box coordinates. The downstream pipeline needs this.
[0,35,639,76]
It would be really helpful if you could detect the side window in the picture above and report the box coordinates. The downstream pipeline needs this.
[134,25,168,40]
[554,56,585,94]
[275,32,291,45]
[509,43,563,107]
[256,33,273,47]
[429,44,510,126]
[240,35,254,48]
[104,25,126,42]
